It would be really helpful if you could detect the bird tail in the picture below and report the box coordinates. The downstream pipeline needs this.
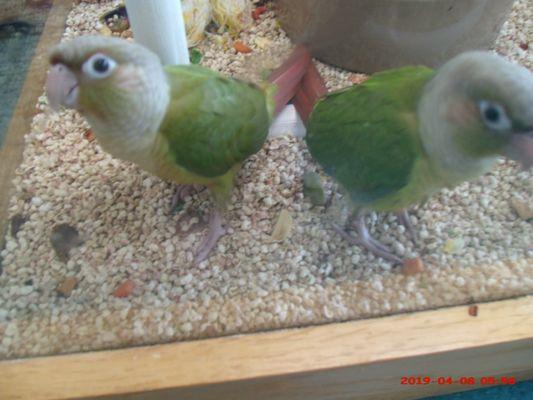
[266,44,312,117]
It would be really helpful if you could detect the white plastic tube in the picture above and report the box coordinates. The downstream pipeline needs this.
[268,105,307,138]
[124,0,190,65]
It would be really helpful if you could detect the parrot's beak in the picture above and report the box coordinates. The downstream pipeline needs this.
[506,132,533,169]
[45,64,79,111]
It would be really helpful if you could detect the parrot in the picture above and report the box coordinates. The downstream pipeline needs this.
[45,36,311,263]
[295,51,533,264]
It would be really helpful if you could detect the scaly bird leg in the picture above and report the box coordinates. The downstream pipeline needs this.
[170,185,206,213]
[396,209,417,244]
[333,211,402,265]
[194,209,226,264]
[193,170,235,263]
[170,185,194,212]
[344,211,389,253]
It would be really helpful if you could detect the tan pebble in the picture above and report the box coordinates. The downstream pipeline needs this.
[348,73,368,85]
[511,197,533,220]
[254,36,272,49]
[113,280,135,298]
[402,257,425,275]
[56,277,78,297]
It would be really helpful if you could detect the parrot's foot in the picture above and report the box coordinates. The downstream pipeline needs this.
[332,224,402,265]
[194,210,226,264]
[344,212,391,253]
[170,185,192,213]
[170,185,204,213]
[396,209,417,244]
[333,211,403,265]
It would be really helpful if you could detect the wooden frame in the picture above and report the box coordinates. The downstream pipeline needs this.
[1,2,532,400]
[0,0,72,249]
[1,296,532,400]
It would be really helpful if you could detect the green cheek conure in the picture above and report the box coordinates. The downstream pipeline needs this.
[296,52,533,264]
[45,36,311,263]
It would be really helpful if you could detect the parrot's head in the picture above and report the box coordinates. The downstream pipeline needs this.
[420,51,533,171]
[46,35,169,142]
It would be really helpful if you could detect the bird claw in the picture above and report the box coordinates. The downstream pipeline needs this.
[170,185,201,214]
[334,212,404,265]
[170,185,194,213]
[397,209,418,245]
[334,224,403,265]
[193,211,226,264]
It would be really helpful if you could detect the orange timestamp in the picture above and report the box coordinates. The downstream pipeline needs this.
[400,376,516,385]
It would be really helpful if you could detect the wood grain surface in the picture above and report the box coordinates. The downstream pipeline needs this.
[1,296,531,400]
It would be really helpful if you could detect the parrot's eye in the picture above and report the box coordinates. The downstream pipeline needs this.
[82,53,117,79]
[478,100,511,131]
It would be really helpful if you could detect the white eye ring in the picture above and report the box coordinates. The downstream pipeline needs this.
[478,100,511,131]
[82,53,117,79]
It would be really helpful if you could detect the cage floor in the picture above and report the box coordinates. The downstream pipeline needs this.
[0,0,531,359]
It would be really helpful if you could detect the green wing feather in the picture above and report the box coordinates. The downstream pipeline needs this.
[159,65,270,178]
[306,66,436,210]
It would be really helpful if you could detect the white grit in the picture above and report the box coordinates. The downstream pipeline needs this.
[0,0,531,359]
